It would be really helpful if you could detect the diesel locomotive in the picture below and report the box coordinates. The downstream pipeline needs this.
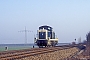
[34,25,58,47]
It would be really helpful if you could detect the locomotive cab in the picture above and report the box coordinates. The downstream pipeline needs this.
[34,25,58,47]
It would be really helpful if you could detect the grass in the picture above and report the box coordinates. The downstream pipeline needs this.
[0,46,32,51]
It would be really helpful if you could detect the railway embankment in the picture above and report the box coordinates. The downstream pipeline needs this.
[66,45,90,60]
[72,47,90,60]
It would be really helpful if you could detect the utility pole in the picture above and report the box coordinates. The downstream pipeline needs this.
[18,26,33,45]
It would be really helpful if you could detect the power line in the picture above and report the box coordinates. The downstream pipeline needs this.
[18,26,33,44]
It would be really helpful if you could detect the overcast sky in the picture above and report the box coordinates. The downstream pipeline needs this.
[0,0,90,44]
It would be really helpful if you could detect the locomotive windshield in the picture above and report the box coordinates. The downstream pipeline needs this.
[39,32,46,39]
[48,32,51,37]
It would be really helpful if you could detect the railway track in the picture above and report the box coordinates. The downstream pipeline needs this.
[0,47,70,60]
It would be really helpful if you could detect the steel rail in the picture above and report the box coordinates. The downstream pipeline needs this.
[0,47,66,60]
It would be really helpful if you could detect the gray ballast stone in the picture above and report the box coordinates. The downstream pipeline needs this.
[18,47,79,60]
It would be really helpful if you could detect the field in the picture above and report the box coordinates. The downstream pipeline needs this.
[0,44,38,51]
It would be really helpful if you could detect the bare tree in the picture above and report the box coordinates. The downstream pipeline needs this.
[84,31,90,56]
[86,32,90,45]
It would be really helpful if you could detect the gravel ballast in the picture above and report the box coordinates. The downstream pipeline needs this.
[18,47,79,60]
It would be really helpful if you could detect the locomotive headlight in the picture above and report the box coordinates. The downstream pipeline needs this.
[48,27,50,30]
[42,33,43,35]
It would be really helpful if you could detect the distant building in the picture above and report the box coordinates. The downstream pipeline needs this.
[78,37,81,43]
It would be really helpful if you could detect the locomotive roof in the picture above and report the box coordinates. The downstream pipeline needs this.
[39,25,53,29]
[39,25,53,30]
